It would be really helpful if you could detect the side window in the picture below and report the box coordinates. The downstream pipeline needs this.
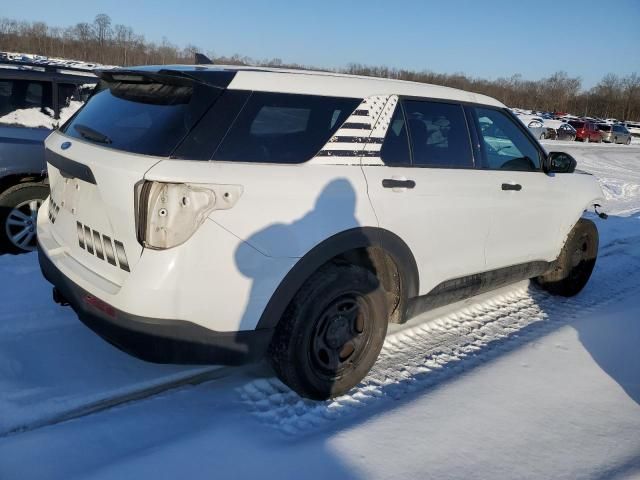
[473,107,542,171]
[380,104,411,165]
[213,92,360,163]
[1,80,53,113]
[402,100,473,168]
[0,80,11,116]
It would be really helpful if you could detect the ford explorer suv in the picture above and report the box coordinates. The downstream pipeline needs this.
[0,54,97,253]
[37,65,604,399]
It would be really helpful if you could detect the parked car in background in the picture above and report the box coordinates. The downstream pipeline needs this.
[556,122,577,141]
[543,126,557,140]
[597,124,614,142]
[0,53,98,253]
[541,119,576,141]
[625,121,640,138]
[598,124,632,144]
[568,120,602,143]
[522,117,547,139]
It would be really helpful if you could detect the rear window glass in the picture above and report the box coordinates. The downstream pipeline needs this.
[569,121,585,129]
[61,78,220,156]
[213,92,360,163]
[598,124,611,132]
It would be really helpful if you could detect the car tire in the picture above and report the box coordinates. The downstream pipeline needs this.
[0,182,49,254]
[626,137,631,145]
[269,263,389,400]
[535,218,598,297]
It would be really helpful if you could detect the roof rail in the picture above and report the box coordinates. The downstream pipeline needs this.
[0,52,107,74]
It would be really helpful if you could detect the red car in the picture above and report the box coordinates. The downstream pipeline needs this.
[568,120,602,143]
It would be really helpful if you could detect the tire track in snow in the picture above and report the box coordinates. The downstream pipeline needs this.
[238,252,640,435]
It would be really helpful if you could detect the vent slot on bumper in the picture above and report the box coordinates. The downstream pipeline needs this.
[76,221,130,272]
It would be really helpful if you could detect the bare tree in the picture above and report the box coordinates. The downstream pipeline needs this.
[0,14,638,120]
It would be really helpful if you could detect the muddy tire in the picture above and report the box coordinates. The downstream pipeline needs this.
[0,183,49,254]
[269,264,388,400]
[535,218,598,297]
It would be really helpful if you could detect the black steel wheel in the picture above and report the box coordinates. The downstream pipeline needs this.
[535,218,598,297]
[269,264,388,400]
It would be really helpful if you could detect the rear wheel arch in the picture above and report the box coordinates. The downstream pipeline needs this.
[256,227,419,330]
[0,173,48,196]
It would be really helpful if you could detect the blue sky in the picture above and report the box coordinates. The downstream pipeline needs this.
[3,0,639,89]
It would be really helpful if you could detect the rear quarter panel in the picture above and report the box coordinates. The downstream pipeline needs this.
[144,160,379,258]
[0,125,50,181]
[552,171,604,251]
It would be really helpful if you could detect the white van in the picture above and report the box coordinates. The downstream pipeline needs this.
[38,65,604,399]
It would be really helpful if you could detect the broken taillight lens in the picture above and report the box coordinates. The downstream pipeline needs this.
[136,181,242,250]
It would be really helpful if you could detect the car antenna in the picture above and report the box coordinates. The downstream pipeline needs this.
[194,53,214,65]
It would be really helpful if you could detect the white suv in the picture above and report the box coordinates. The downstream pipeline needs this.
[38,65,604,399]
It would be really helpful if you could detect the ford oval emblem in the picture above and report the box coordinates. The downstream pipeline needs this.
[61,141,72,150]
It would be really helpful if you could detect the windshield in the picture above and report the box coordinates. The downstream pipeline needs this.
[61,77,221,156]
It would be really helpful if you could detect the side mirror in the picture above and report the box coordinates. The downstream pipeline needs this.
[543,151,577,174]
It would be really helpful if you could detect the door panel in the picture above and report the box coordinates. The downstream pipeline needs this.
[364,166,491,295]
[363,99,491,297]
[484,170,567,268]
[469,106,567,269]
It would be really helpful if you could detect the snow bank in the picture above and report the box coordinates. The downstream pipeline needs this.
[0,101,83,129]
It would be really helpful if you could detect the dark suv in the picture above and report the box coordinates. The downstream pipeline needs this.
[0,54,97,253]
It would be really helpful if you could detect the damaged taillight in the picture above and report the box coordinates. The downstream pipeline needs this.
[136,181,243,249]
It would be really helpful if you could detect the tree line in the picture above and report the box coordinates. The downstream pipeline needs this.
[1,14,639,121]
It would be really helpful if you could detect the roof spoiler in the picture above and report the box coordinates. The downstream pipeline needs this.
[194,53,214,65]
[95,67,235,89]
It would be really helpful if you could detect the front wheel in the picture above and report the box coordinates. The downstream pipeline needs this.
[0,182,49,254]
[269,264,389,400]
[535,218,598,297]
[627,137,632,145]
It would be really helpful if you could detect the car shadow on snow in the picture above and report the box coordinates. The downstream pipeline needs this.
[236,213,640,434]
[570,213,640,406]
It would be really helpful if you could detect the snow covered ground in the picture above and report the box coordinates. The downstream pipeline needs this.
[0,142,639,479]
[0,100,85,129]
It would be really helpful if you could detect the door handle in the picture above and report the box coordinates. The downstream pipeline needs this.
[382,178,416,189]
[501,183,522,191]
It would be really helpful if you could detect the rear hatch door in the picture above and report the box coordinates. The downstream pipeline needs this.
[45,68,229,286]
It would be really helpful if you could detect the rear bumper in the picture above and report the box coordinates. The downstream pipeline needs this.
[38,242,273,365]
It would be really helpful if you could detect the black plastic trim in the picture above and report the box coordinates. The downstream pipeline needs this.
[46,148,97,184]
[406,260,553,318]
[501,183,522,191]
[38,243,272,365]
[256,227,419,330]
